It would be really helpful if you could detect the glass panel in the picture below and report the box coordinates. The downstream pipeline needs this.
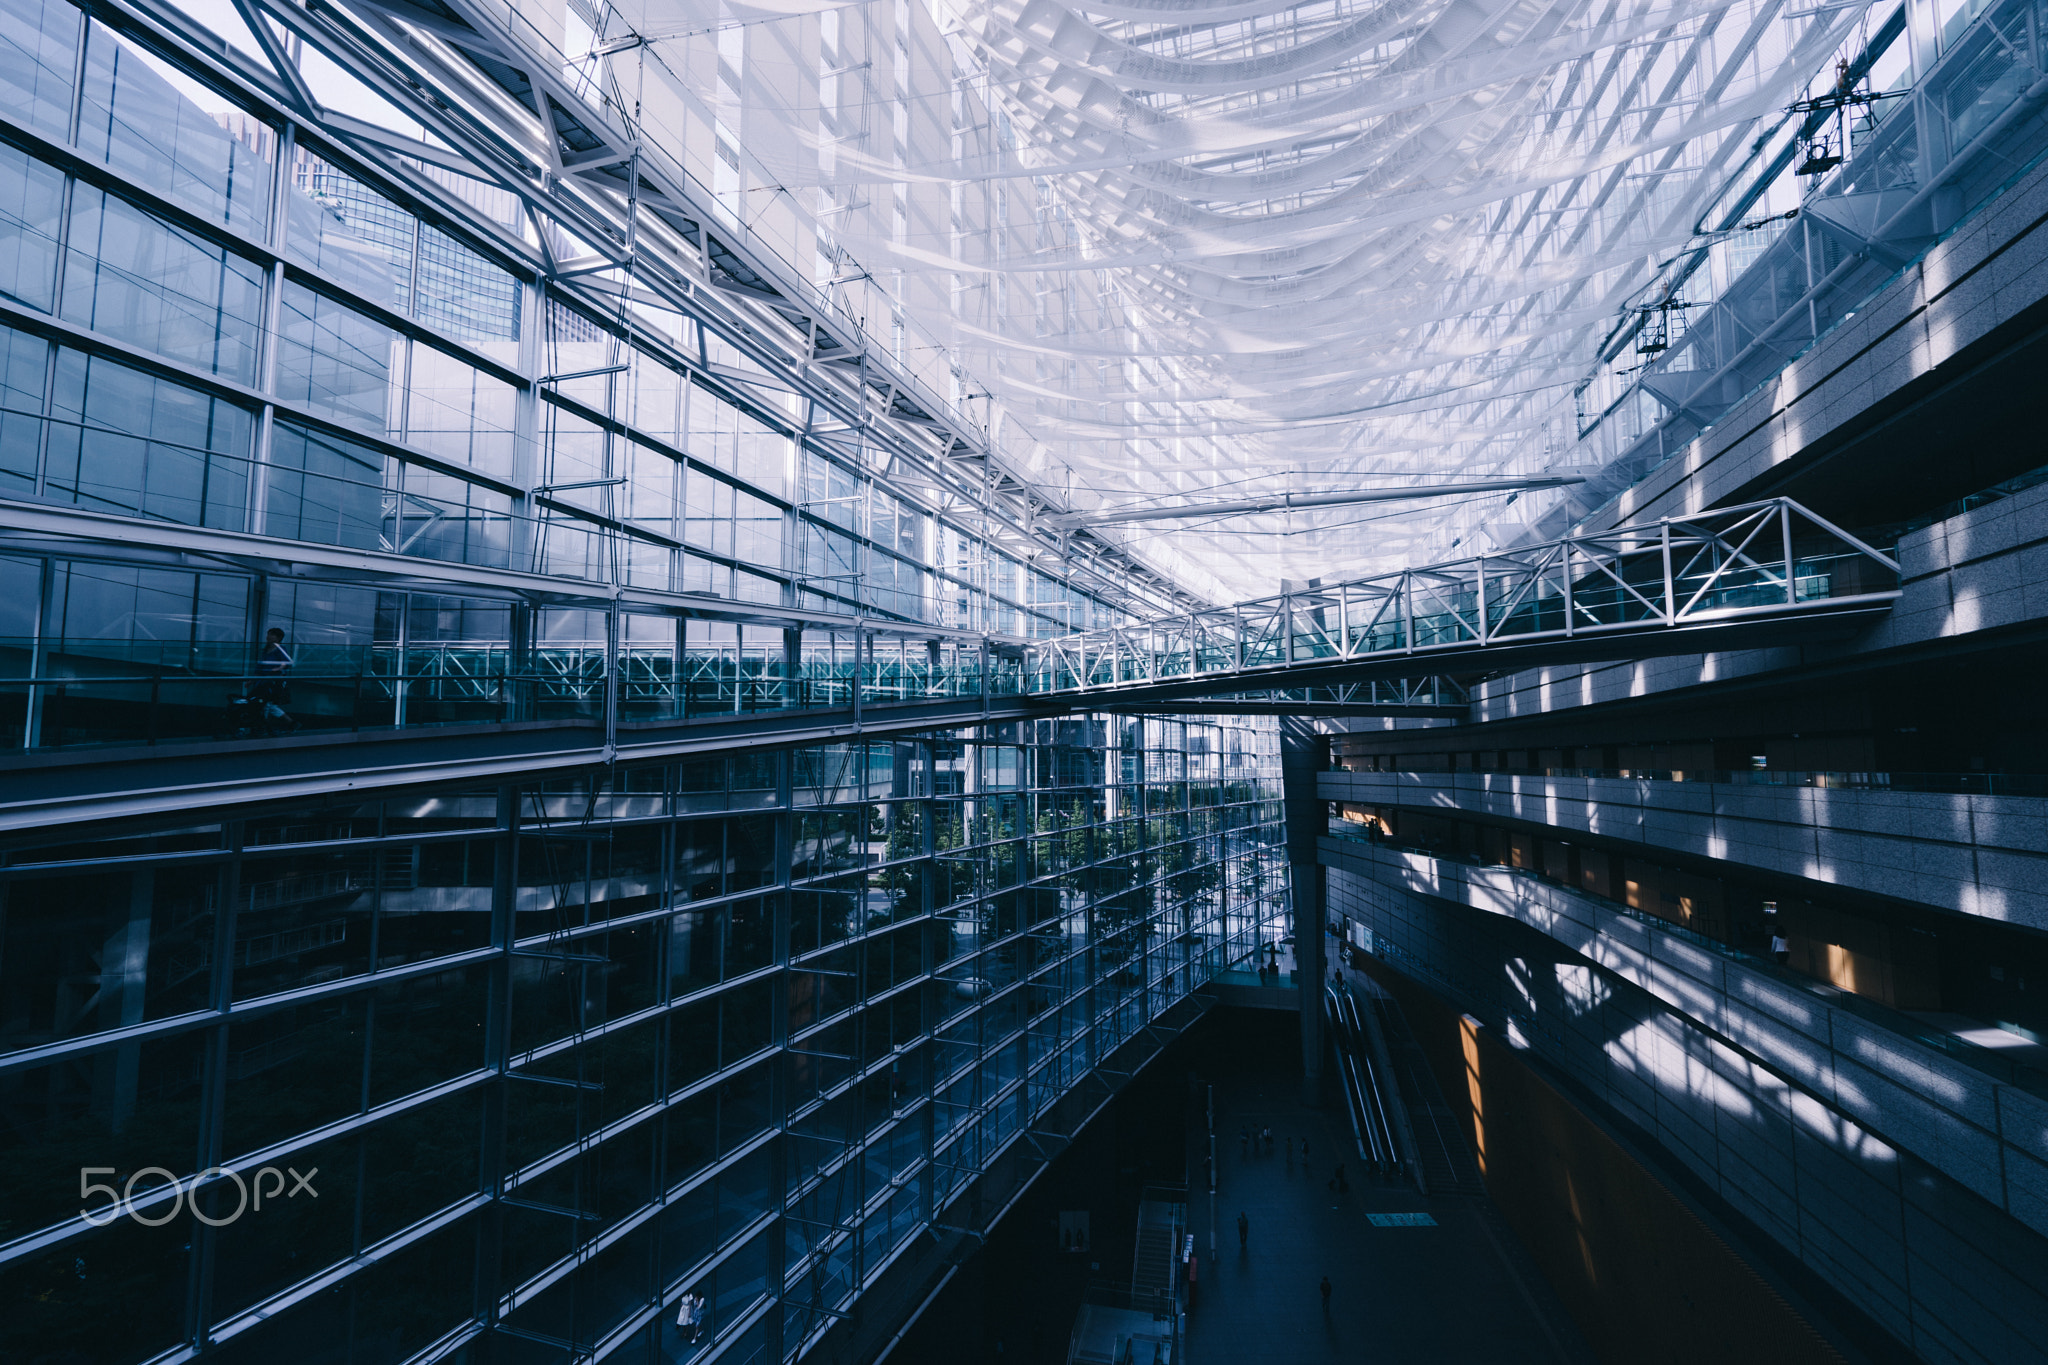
[686,473,733,557]
[347,1212,479,1362]
[31,559,249,746]
[735,408,790,500]
[0,322,49,496]
[360,1087,484,1242]
[544,296,612,411]
[208,1130,359,1320]
[78,20,271,236]
[688,381,740,474]
[0,0,80,139]
[416,224,519,362]
[404,342,516,478]
[274,280,399,434]
[541,400,607,513]
[220,995,368,1155]
[62,183,266,383]
[679,551,727,598]
[404,594,513,726]
[259,578,387,736]
[44,559,245,670]
[286,147,414,310]
[0,1028,209,1248]
[624,533,675,591]
[621,437,678,538]
[384,835,496,964]
[537,509,607,580]
[0,554,36,746]
[733,488,782,571]
[0,864,221,1050]
[368,962,490,1105]
[232,846,377,1000]
[391,464,513,569]
[0,141,65,312]
[44,349,254,529]
[628,354,683,445]
[263,419,387,551]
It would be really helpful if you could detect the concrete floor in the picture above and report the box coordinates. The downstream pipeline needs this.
[1184,1013,1593,1365]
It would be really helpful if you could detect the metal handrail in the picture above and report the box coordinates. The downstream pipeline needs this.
[1329,766,2048,798]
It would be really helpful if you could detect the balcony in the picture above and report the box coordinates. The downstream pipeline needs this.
[1321,767,2048,931]
[1318,824,2048,1242]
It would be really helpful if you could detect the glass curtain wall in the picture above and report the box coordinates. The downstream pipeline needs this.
[0,717,1287,1365]
[0,0,1142,757]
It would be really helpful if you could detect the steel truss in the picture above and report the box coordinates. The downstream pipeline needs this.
[1024,498,1901,696]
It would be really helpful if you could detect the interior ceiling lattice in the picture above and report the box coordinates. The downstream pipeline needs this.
[642,0,1870,595]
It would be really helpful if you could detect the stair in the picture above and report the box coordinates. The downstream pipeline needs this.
[1132,1221,1176,1298]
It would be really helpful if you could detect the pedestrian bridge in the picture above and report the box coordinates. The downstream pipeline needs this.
[1022,498,1896,700]
[0,499,1898,831]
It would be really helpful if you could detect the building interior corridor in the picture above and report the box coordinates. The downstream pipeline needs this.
[3,0,2047,1359]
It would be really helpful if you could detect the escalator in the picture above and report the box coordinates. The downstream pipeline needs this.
[1324,983,1405,1183]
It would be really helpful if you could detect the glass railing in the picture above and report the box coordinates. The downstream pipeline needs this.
[1321,819,2048,1100]
[0,645,1022,753]
[1327,765,2048,798]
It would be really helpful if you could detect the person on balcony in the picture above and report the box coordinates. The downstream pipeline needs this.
[251,628,299,735]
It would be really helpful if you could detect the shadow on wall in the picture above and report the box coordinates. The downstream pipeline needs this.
[1358,958,1846,1365]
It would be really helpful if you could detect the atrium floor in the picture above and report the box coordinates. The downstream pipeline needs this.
[1183,1010,1593,1365]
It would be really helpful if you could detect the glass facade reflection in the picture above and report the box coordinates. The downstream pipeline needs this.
[0,724,1287,1364]
[0,2,1292,1362]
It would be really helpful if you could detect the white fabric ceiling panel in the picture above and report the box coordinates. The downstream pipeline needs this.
[615,0,1875,598]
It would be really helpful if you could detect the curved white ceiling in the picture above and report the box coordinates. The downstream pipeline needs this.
[626,0,1873,598]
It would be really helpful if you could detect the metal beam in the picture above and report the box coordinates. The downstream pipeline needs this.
[1048,476,1588,528]
[1096,701,1470,718]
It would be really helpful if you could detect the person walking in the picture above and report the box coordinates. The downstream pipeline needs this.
[1236,1211,1249,1249]
[1320,1276,1332,1313]
[252,627,299,734]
